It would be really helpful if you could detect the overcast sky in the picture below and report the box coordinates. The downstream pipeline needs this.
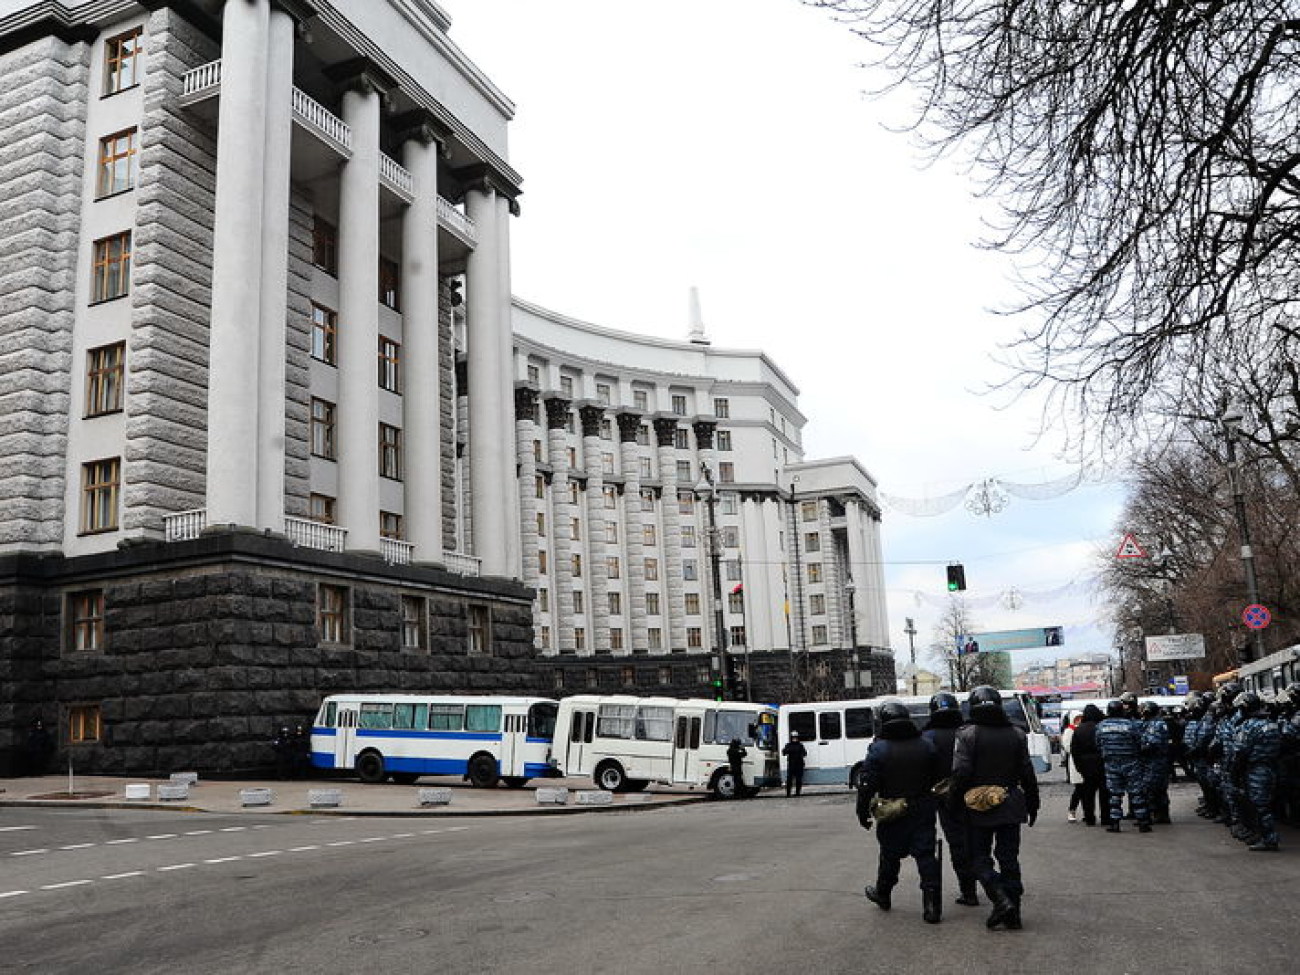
[442,0,1128,676]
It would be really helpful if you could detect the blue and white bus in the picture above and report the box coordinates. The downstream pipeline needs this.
[310,694,559,787]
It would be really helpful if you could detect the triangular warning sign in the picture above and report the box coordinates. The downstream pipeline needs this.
[1115,533,1147,559]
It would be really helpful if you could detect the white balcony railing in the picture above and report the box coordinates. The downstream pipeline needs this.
[379,153,414,200]
[291,86,353,155]
[285,516,347,553]
[442,550,482,576]
[179,59,222,104]
[164,508,207,542]
[382,537,415,565]
[437,197,477,245]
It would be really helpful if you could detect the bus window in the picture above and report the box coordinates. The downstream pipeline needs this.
[675,716,688,749]
[392,703,417,730]
[788,711,817,741]
[689,716,701,749]
[570,711,585,743]
[597,704,636,739]
[636,706,674,741]
[818,711,842,741]
[706,709,757,745]
[466,704,502,732]
[429,705,463,731]
[845,707,873,739]
[528,702,558,740]
[321,701,336,728]
[359,703,393,729]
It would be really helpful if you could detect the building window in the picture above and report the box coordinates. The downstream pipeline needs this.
[607,592,623,616]
[572,553,583,577]
[585,666,598,688]
[536,512,546,537]
[681,526,697,548]
[671,394,687,416]
[67,590,105,652]
[575,627,587,652]
[641,488,655,511]
[378,256,400,310]
[566,413,576,434]
[649,627,663,650]
[596,382,612,404]
[637,424,650,446]
[812,624,829,645]
[379,423,402,480]
[85,342,125,417]
[540,626,552,650]
[721,492,738,515]
[675,460,692,482]
[380,511,403,539]
[722,526,739,548]
[313,216,338,274]
[729,591,744,614]
[309,493,335,524]
[810,593,826,615]
[568,482,579,504]
[805,532,821,553]
[658,665,672,686]
[807,563,823,584]
[634,389,649,411]
[687,626,703,649]
[607,556,621,579]
[685,593,701,615]
[103,27,142,95]
[311,304,337,364]
[601,485,616,509]
[679,492,695,515]
[602,452,616,475]
[68,704,102,744]
[730,625,747,647]
[468,604,491,656]
[718,462,735,483]
[567,447,578,468]
[645,558,659,581]
[401,595,425,651]
[716,430,732,451]
[538,588,550,612]
[573,590,585,614]
[674,428,689,450]
[571,517,582,541]
[646,592,660,615]
[683,560,698,581]
[91,231,131,302]
[80,458,120,533]
[538,550,549,574]
[714,397,730,418]
[310,399,336,459]
[801,501,819,522]
[96,128,138,197]
[318,584,349,644]
[560,376,575,397]
[644,524,657,546]
[378,337,401,393]
[639,456,653,478]
[612,629,625,652]
[726,559,742,581]
[535,476,546,499]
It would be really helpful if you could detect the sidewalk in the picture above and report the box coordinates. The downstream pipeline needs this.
[0,774,711,817]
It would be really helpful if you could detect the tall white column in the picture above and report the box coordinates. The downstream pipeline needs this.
[465,184,506,575]
[654,418,687,652]
[401,127,443,561]
[255,6,295,533]
[618,413,648,653]
[581,406,611,655]
[206,0,269,527]
[496,194,521,578]
[335,80,382,553]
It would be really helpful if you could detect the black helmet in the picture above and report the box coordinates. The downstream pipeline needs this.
[1119,691,1137,706]
[1106,700,1127,717]
[968,686,1002,712]
[929,692,960,713]
[878,700,911,725]
[1218,681,1242,702]
[1233,691,1262,715]
[1138,700,1160,719]
[1184,692,1201,710]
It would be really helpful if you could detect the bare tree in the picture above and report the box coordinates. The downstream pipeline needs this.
[807,1,1300,456]
[927,595,1006,690]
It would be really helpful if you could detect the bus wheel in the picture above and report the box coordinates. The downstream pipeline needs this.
[623,779,649,792]
[467,753,500,789]
[711,770,738,800]
[594,760,627,792]
[356,751,386,784]
[503,777,529,789]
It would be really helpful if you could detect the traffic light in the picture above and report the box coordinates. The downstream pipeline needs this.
[946,563,967,592]
[710,677,725,701]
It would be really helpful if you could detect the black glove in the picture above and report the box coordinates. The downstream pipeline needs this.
[1026,808,1038,827]
[858,814,873,831]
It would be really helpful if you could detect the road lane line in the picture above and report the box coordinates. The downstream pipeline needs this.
[0,891,28,898]
[288,845,320,852]
[203,857,242,864]
[145,834,178,840]
[358,837,386,843]
[326,840,354,847]
[59,843,95,850]
[0,826,37,832]
[101,872,144,880]
[11,850,48,857]
[41,880,93,890]
[251,825,272,830]
[105,838,139,845]
[391,833,415,839]
[246,851,281,858]
[157,864,196,872]
[219,827,246,833]
[183,830,212,836]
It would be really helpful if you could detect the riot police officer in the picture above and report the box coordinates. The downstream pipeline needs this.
[1138,701,1171,825]
[1096,700,1148,832]
[922,692,978,907]
[1233,691,1281,851]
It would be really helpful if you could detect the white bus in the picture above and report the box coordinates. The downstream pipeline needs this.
[779,689,1053,789]
[310,694,560,787]
[550,695,781,799]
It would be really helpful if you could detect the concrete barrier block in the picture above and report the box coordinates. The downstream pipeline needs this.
[157,783,190,801]
[124,783,151,801]
[169,772,199,787]
[240,787,274,807]
[308,788,343,808]
[417,787,453,807]
[575,790,613,806]
[534,787,569,805]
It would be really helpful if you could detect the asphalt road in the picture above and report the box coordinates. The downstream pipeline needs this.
[1,780,1296,975]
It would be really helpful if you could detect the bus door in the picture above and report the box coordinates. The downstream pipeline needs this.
[565,706,597,775]
[500,712,524,777]
[672,711,702,784]
[334,706,358,767]
[814,709,846,778]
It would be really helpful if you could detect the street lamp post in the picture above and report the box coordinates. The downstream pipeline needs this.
[904,617,918,695]
[845,577,860,694]
[696,464,735,698]
[1221,399,1266,664]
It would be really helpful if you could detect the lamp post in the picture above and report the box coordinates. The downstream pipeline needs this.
[1221,399,1265,665]
[904,616,918,695]
[845,577,860,694]
[696,464,734,698]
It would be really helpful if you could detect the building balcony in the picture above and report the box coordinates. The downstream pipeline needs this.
[162,508,479,576]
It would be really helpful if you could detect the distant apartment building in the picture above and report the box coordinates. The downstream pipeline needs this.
[0,0,535,775]
[511,299,896,701]
[1014,653,1111,692]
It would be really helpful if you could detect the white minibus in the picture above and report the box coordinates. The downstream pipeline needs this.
[550,695,781,799]
[310,694,559,787]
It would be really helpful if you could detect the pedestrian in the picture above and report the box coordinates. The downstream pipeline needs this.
[1097,699,1149,832]
[1067,704,1107,826]
[727,737,747,799]
[857,699,943,924]
[1232,692,1281,851]
[1138,701,1171,824]
[291,724,311,779]
[950,685,1039,931]
[922,692,979,907]
[782,731,807,797]
[23,718,54,777]
[272,726,294,780]
[1061,710,1083,822]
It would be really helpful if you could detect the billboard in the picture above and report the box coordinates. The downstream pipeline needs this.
[957,626,1064,655]
[1145,633,1206,663]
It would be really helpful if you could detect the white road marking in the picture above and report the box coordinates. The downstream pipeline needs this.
[10,850,48,857]
[288,845,320,852]
[246,851,281,858]
[390,833,415,839]
[145,834,177,840]
[203,857,242,864]
[0,826,37,832]
[183,830,212,836]
[41,880,92,890]
[59,843,94,850]
[358,837,386,844]
[251,825,272,830]
[326,840,354,847]
[105,838,139,845]
[0,890,28,899]
[218,827,246,833]
[157,864,195,872]
[101,872,144,880]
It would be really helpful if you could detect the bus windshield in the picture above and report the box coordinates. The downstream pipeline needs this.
[528,702,559,740]
[705,709,765,747]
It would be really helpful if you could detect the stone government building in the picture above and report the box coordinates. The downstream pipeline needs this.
[0,0,894,776]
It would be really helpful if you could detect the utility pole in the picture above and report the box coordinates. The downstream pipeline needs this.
[904,617,918,695]
[1221,399,1266,665]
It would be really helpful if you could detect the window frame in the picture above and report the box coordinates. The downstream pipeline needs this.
[80,457,121,534]
[378,422,403,480]
[90,231,132,303]
[85,342,125,417]
[310,398,336,459]
[68,704,102,744]
[378,336,401,393]
[96,127,138,198]
[318,584,350,644]
[103,27,142,97]
[67,589,105,653]
[311,304,337,364]
[312,217,338,274]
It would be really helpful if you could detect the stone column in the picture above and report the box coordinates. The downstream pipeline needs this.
[617,413,648,653]
[464,184,507,576]
[254,4,295,533]
[399,119,444,561]
[545,397,576,654]
[515,388,541,593]
[580,405,610,655]
[496,193,521,578]
[334,68,383,553]
[845,499,869,649]
[695,420,721,649]
[206,0,269,527]
[654,417,687,652]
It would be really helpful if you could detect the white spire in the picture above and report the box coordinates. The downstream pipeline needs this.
[687,285,710,345]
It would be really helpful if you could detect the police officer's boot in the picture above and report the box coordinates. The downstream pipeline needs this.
[984,884,1016,930]
[922,890,942,924]
[864,884,892,911]
[955,879,980,907]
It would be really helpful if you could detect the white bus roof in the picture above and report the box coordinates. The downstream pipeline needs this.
[557,695,773,711]
[319,694,556,707]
